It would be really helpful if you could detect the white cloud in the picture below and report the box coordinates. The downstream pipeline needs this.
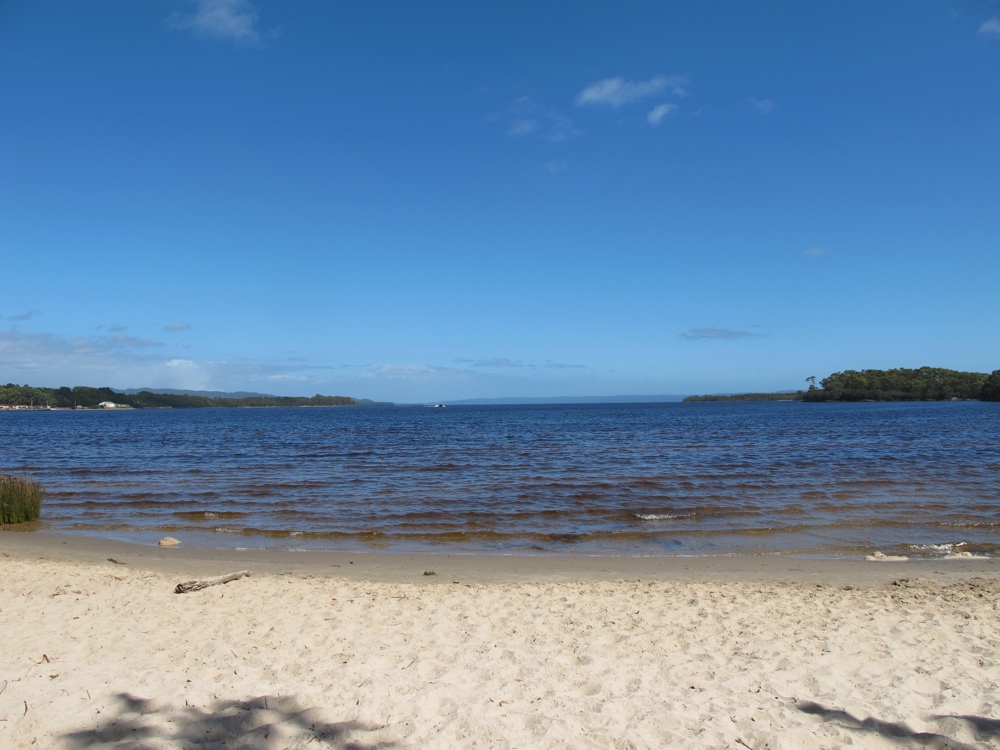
[162,321,192,332]
[0,329,199,388]
[980,17,1000,38]
[679,327,761,341]
[170,0,262,44]
[105,334,164,349]
[501,98,578,142]
[2,310,43,321]
[506,119,539,137]
[0,328,342,392]
[748,97,775,114]
[576,75,688,108]
[472,357,524,368]
[368,363,459,379]
[647,103,678,125]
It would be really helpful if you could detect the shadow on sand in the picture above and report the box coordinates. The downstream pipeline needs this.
[797,700,1000,749]
[58,692,397,749]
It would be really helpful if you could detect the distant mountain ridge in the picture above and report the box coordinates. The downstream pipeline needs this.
[439,395,687,405]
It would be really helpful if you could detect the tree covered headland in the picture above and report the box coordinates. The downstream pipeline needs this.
[802,367,1000,402]
[0,383,358,409]
[683,367,1000,403]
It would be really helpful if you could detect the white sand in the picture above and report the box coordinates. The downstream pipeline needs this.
[1,539,999,749]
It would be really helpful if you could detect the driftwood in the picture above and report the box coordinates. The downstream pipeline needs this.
[175,570,251,594]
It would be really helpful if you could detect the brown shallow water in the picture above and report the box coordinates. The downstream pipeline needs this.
[2,401,998,558]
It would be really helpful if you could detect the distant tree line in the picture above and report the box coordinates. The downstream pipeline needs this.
[802,367,1000,402]
[683,391,804,402]
[0,383,358,409]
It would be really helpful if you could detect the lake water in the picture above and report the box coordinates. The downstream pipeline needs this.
[1,401,998,558]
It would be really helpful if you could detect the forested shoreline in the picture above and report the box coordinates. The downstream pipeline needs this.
[803,367,1000,402]
[687,367,1000,403]
[0,384,359,409]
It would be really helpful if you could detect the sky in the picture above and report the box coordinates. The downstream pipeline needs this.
[1,1,998,403]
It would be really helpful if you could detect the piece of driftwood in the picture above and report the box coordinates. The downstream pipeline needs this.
[175,570,251,594]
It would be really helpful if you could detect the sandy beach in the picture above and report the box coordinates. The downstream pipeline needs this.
[2,532,999,749]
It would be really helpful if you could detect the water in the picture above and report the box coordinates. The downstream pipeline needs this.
[1,401,998,558]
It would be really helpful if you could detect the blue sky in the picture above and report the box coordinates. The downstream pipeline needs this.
[1,1,998,402]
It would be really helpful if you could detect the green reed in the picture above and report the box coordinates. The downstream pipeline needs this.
[0,474,43,524]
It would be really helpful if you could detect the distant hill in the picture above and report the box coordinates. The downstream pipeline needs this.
[683,391,803,402]
[439,395,687,405]
[115,388,277,399]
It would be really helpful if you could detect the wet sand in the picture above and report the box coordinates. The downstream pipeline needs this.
[2,530,999,748]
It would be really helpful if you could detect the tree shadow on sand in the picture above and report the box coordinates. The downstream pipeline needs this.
[797,700,1000,749]
[932,715,1000,742]
[58,692,398,749]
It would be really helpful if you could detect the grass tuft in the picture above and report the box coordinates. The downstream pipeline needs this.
[0,474,43,524]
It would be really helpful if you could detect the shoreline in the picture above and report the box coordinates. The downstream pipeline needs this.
[3,529,995,585]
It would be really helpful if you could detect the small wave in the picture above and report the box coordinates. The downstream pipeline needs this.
[634,513,676,521]
[910,543,959,552]
[175,511,248,521]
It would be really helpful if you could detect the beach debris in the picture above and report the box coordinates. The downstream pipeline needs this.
[423,570,436,576]
[174,570,251,594]
[158,537,181,547]
[107,557,126,565]
[866,551,909,561]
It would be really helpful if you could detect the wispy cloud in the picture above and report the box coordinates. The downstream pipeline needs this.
[803,246,829,257]
[453,356,585,369]
[472,357,524,368]
[647,103,678,125]
[748,97,775,114]
[162,321,192,332]
[0,328,344,392]
[3,310,43,322]
[679,327,761,341]
[576,75,687,108]
[102,334,164,350]
[980,17,1000,38]
[500,98,578,142]
[169,0,262,45]
[366,363,469,381]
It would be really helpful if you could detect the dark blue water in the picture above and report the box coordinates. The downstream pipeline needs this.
[2,402,998,558]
